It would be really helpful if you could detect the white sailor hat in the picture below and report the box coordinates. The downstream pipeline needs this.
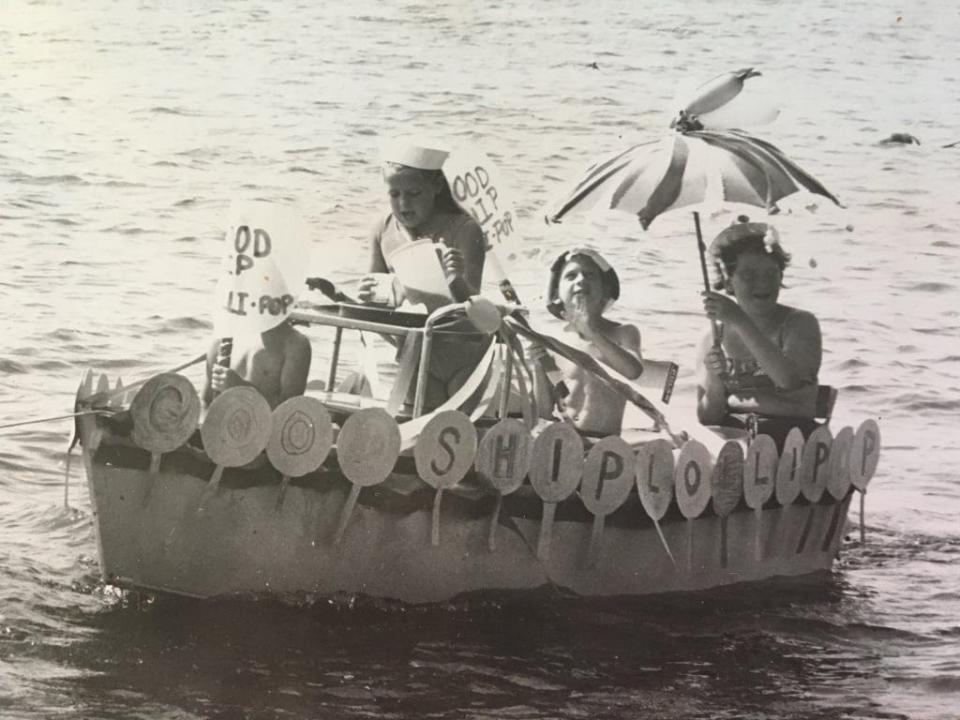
[379,137,450,170]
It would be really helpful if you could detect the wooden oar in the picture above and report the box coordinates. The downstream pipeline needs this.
[0,410,113,431]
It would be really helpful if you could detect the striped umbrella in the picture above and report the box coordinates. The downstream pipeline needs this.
[546,127,841,320]
[547,128,840,229]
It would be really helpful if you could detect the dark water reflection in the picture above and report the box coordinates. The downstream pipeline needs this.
[17,561,918,720]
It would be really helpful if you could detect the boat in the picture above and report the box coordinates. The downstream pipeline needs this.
[73,299,881,604]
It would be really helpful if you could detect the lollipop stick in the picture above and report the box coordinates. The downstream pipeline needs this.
[653,519,678,569]
[197,465,224,514]
[275,475,291,512]
[487,493,503,552]
[431,489,443,547]
[334,484,361,545]
[537,502,557,561]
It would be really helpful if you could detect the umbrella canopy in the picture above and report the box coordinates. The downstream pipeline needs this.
[547,128,841,228]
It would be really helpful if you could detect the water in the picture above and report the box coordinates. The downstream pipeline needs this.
[2,0,959,717]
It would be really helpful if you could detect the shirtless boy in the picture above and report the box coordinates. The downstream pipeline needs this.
[531,247,643,436]
[203,321,312,409]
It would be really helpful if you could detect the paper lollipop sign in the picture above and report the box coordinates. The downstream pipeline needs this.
[213,200,310,337]
[528,422,583,561]
[711,440,744,569]
[474,418,531,551]
[743,434,778,560]
[198,387,272,512]
[635,438,677,567]
[130,373,201,506]
[267,396,334,512]
[414,410,478,547]
[333,408,401,545]
[580,436,633,566]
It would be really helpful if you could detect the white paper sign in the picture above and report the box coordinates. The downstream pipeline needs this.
[443,146,517,249]
[387,240,452,308]
[214,201,309,335]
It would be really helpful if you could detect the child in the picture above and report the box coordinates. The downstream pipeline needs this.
[357,139,485,310]
[696,217,822,440]
[355,139,489,409]
[203,321,312,409]
[530,247,643,436]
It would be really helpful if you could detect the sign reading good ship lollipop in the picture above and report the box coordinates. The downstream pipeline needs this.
[211,200,310,387]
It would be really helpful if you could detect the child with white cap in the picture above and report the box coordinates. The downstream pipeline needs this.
[530,247,644,436]
[357,138,485,310]
[355,138,489,410]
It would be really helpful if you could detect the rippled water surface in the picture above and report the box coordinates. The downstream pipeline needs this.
[3,1,960,718]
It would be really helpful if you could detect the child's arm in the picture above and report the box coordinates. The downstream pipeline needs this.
[703,293,821,390]
[582,321,643,380]
[528,341,559,420]
[278,331,313,405]
[695,332,729,424]
[201,338,221,407]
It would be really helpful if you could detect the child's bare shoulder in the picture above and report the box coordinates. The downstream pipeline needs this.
[603,319,640,348]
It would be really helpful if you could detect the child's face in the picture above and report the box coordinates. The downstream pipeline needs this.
[557,256,606,317]
[728,252,782,314]
[385,168,439,231]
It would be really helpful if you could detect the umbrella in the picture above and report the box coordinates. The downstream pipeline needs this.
[546,122,841,307]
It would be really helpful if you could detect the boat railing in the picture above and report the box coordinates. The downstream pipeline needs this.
[290,300,503,421]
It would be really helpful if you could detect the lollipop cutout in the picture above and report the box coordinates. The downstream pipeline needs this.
[711,440,744,569]
[796,425,833,554]
[850,419,881,543]
[267,397,333,512]
[474,418,532,552]
[528,422,583,561]
[775,427,805,506]
[674,440,713,573]
[743,434,777,561]
[414,411,477,547]
[333,408,401,545]
[580,436,633,566]
[636,438,677,568]
[198,387,272,513]
[821,426,854,552]
[130,373,201,506]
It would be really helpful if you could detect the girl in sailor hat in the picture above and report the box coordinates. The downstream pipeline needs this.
[357,138,485,311]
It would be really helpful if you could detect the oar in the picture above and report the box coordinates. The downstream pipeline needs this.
[0,410,113,431]
[1,353,206,433]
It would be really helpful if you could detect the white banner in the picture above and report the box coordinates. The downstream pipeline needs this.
[213,201,309,336]
[442,146,517,250]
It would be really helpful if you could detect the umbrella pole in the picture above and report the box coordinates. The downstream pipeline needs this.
[693,212,721,346]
